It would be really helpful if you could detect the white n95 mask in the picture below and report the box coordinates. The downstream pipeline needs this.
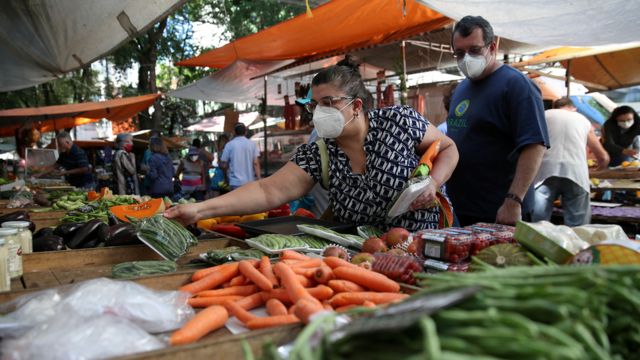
[619,120,634,130]
[312,100,355,138]
[458,54,487,79]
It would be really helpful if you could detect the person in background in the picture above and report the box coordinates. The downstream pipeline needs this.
[446,16,549,226]
[139,131,161,195]
[191,138,214,198]
[41,131,95,190]
[146,136,174,199]
[113,133,139,195]
[532,97,610,226]
[166,57,458,232]
[601,105,640,167]
[220,123,261,190]
[175,147,206,201]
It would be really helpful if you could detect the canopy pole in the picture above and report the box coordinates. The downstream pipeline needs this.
[565,59,572,99]
[262,76,268,178]
[401,41,408,105]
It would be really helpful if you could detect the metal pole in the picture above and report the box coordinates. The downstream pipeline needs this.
[263,76,268,178]
[401,41,408,105]
[565,60,572,99]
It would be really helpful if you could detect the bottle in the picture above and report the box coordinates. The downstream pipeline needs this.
[0,238,10,291]
[2,221,32,254]
[0,228,22,279]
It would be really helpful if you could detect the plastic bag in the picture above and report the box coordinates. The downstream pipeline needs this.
[530,221,590,254]
[572,224,628,244]
[7,186,33,208]
[0,277,194,337]
[2,313,163,360]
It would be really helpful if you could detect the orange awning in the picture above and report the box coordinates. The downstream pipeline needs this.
[513,44,640,90]
[176,0,451,69]
[0,93,160,137]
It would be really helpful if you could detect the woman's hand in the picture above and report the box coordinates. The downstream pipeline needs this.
[409,181,438,211]
[164,203,201,225]
[622,148,639,157]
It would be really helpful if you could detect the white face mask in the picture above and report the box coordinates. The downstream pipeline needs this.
[189,155,199,162]
[312,100,355,138]
[458,53,488,79]
[618,120,634,130]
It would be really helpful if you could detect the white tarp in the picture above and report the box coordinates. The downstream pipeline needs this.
[169,58,385,106]
[186,111,260,133]
[417,0,640,47]
[0,0,186,92]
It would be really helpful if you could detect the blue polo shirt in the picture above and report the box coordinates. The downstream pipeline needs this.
[446,65,549,218]
[57,144,93,188]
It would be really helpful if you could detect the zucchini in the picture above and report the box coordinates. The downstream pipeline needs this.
[112,260,177,279]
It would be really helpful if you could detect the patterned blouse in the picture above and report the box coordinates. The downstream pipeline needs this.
[292,105,446,231]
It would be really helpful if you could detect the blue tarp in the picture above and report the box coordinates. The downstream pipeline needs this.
[570,95,609,127]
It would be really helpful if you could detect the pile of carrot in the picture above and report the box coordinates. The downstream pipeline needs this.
[169,250,408,346]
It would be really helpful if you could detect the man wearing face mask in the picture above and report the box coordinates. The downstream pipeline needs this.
[165,56,459,233]
[219,123,261,190]
[446,16,549,226]
[113,132,139,195]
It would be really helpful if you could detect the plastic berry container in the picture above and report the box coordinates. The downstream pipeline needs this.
[423,259,470,273]
[492,230,515,244]
[418,230,472,263]
[470,232,495,255]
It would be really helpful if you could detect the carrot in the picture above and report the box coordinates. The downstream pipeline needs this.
[235,292,265,310]
[296,274,314,288]
[239,260,273,291]
[289,258,322,268]
[191,262,235,282]
[229,274,246,287]
[266,298,288,316]
[328,279,366,293]
[314,265,334,284]
[419,139,441,171]
[322,301,333,311]
[288,304,297,315]
[221,281,232,288]
[245,314,300,330]
[292,266,319,277]
[280,250,310,261]
[224,299,257,324]
[188,295,244,308]
[329,292,408,307]
[262,285,334,303]
[180,262,239,294]
[170,305,228,346]
[281,259,302,266]
[273,262,316,303]
[259,256,279,287]
[333,266,400,293]
[196,285,258,298]
[335,304,359,313]
[323,256,358,269]
[294,298,325,324]
[362,300,376,308]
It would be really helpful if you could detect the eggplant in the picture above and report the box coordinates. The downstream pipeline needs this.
[33,235,65,252]
[26,221,35,233]
[108,213,119,226]
[96,223,109,244]
[105,223,139,246]
[54,222,85,243]
[33,227,55,239]
[67,220,104,249]
[82,238,101,248]
[0,211,30,223]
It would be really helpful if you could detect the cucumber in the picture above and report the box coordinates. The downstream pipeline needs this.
[112,260,177,279]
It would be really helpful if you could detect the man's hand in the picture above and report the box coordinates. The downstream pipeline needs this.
[164,203,201,225]
[495,199,522,225]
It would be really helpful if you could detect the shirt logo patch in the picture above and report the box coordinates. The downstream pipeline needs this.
[455,99,470,117]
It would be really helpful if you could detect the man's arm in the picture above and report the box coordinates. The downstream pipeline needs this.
[496,143,546,225]
[61,166,90,176]
[587,128,610,171]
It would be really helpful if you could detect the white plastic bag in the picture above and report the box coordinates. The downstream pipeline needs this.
[0,277,194,337]
[2,313,163,360]
[572,224,628,244]
[530,221,590,254]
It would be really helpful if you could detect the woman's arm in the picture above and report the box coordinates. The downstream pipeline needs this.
[175,161,184,179]
[165,162,315,224]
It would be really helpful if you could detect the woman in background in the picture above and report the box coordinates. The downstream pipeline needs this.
[113,133,139,195]
[602,106,640,166]
[146,137,174,199]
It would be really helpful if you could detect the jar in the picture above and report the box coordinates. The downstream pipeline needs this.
[0,238,10,291]
[2,221,33,254]
[0,228,21,279]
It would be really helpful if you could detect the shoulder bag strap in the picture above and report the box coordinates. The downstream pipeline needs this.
[315,139,329,190]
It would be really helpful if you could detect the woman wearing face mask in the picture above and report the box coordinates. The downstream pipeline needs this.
[166,56,458,232]
[602,106,640,167]
[113,133,139,195]
[175,147,206,201]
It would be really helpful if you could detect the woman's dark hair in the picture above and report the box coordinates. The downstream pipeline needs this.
[608,105,640,126]
[312,54,373,111]
[149,136,168,155]
[452,15,494,46]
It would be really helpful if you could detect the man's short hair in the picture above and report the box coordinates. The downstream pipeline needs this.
[56,131,72,141]
[234,123,247,135]
[553,97,574,109]
[452,16,494,46]
[192,138,202,148]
